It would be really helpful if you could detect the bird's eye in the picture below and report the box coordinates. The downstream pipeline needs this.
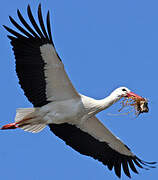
[122,89,127,92]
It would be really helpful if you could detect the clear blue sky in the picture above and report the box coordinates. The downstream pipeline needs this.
[0,0,157,179]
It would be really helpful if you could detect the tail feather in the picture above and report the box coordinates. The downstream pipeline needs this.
[15,108,46,133]
[15,108,36,122]
[20,124,46,133]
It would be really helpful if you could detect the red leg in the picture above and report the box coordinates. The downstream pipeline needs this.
[1,122,18,130]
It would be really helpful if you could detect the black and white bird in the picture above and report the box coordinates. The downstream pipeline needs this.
[1,4,156,178]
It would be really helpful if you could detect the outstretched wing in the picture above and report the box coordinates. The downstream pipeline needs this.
[4,4,79,107]
[49,116,156,178]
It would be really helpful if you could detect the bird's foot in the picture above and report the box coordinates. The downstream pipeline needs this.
[1,122,18,130]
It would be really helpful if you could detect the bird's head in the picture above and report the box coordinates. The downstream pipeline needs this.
[110,87,149,115]
[111,87,142,101]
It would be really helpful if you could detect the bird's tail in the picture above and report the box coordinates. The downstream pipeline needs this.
[1,108,46,133]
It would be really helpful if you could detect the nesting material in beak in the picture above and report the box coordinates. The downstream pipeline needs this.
[119,93,149,116]
[134,98,149,115]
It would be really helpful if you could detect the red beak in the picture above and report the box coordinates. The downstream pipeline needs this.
[126,91,143,99]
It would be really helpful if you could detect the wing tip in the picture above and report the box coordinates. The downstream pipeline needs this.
[38,3,42,9]
[135,156,157,169]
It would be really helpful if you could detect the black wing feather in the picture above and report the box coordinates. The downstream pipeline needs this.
[46,11,53,45]
[128,159,138,174]
[27,5,45,39]
[114,158,122,178]
[17,9,38,38]
[38,4,49,40]
[122,159,131,178]
[107,158,114,170]
[3,25,25,39]
[9,16,33,38]
[4,4,56,107]
[49,123,155,178]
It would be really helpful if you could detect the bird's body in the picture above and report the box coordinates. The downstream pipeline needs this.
[14,86,129,132]
[1,4,156,178]
[14,89,120,131]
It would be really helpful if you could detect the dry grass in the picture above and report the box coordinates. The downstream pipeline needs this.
[119,96,149,116]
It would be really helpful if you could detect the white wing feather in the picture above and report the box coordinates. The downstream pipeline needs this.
[78,116,133,156]
[40,44,80,101]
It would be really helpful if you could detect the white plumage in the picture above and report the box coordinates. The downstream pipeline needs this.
[40,44,79,101]
[1,4,156,178]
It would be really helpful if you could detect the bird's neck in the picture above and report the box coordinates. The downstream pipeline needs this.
[95,94,120,112]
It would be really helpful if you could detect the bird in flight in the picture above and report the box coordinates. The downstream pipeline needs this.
[1,4,156,178]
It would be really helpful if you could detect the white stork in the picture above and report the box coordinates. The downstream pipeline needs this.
[1,4,156,178]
